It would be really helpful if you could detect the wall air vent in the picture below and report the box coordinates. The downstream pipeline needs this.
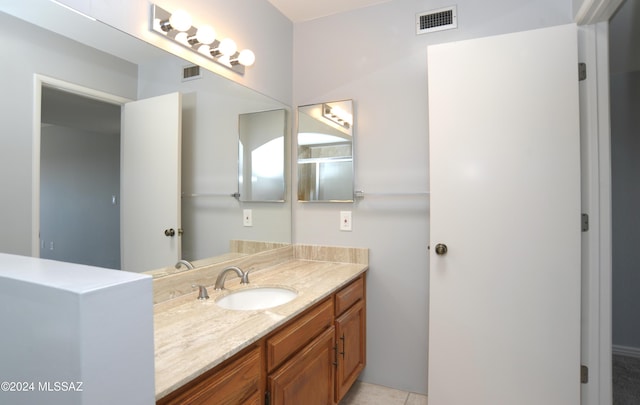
[182,64,202,81]
[416,6,457,35]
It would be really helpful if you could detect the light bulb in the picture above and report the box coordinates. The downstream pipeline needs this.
[237,49,256,66]
[175,32,190,45]
[198,45,211,56]
[196,25,216,45]
[217,55,231,66]
[218,38,237,56]
[169,9,192,32]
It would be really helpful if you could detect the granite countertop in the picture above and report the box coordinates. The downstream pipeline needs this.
[153,258,368,400]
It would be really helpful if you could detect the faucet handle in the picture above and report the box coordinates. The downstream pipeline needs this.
[191,284,210,300]
[241,269,250,285]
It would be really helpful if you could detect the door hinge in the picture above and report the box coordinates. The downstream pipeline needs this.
[265,391,271,405]
[582,213,589,232]
[579,63,587,81]
[581,365,589,384]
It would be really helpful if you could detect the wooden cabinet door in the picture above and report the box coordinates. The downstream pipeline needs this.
[335,300,366,402]
[268,327,336,405]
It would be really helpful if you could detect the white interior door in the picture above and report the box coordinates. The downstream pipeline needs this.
[427,24,581,404]
[121,92,181,272]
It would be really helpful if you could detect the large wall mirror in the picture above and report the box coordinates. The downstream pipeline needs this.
[0,3,291,275]
[297,100,354,202]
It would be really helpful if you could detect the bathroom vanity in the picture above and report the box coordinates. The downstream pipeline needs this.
[153,245,368,405]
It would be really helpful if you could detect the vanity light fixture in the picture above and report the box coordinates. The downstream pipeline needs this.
[151,4,255,75]
[322,103,352,130]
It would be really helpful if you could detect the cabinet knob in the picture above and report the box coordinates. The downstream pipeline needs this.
[164,228,175,237]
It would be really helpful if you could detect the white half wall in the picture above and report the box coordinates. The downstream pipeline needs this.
[0,254,154,405]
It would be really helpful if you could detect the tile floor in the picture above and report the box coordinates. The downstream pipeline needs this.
[340,381,428,405]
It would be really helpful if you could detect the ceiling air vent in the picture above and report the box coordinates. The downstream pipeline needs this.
[416,6,457,35]
[182,64,202,81]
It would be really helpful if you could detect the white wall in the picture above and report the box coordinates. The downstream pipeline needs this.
[0,11,138,257]
[293,0,574,394]
[610,70,640,351]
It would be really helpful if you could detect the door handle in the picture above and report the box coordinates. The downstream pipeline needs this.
[164,228,175,237]
[434,243,448,255]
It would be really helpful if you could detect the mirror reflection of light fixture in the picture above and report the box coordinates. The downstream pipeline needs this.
[322,103,352,130]
[166,9,192,32]
[210,38,237,57]
[231,49,256,67]
[192,25,216,45]
[151,4,255,74]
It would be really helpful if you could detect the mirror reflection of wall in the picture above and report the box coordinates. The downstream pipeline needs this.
[138,58,292,267]
[238,109,287,202]
[0,7,291,274]
[297,100,354,202]
[40,87,122,269]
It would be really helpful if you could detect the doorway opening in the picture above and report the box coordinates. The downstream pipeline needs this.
[609,0,640,402]
[33,75,131,269]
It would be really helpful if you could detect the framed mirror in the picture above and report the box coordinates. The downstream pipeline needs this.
[238,109,288,202]
[1,3,291,275]
[297,100,354,202]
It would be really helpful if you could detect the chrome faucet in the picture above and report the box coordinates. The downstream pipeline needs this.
[175,259,195,270]
[192,284,210,300]
[214,266,249,290]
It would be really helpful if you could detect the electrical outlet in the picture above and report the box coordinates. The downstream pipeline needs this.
[243,209,253,227]
[340,211,352,231]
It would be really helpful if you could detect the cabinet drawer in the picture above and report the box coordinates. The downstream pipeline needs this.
[157,346,262,405]
[335,275,364,316]
[266,298,334,372]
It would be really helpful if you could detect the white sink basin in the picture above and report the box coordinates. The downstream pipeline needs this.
[215,287,297,310]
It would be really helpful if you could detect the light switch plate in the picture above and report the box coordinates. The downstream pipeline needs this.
[340,211,352,231]
[243,209,253,227]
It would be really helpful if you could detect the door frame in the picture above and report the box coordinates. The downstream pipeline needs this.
[575,0,624,24]
[578,22,613,405]
[32,74,132,257]
[575,0,627,401]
